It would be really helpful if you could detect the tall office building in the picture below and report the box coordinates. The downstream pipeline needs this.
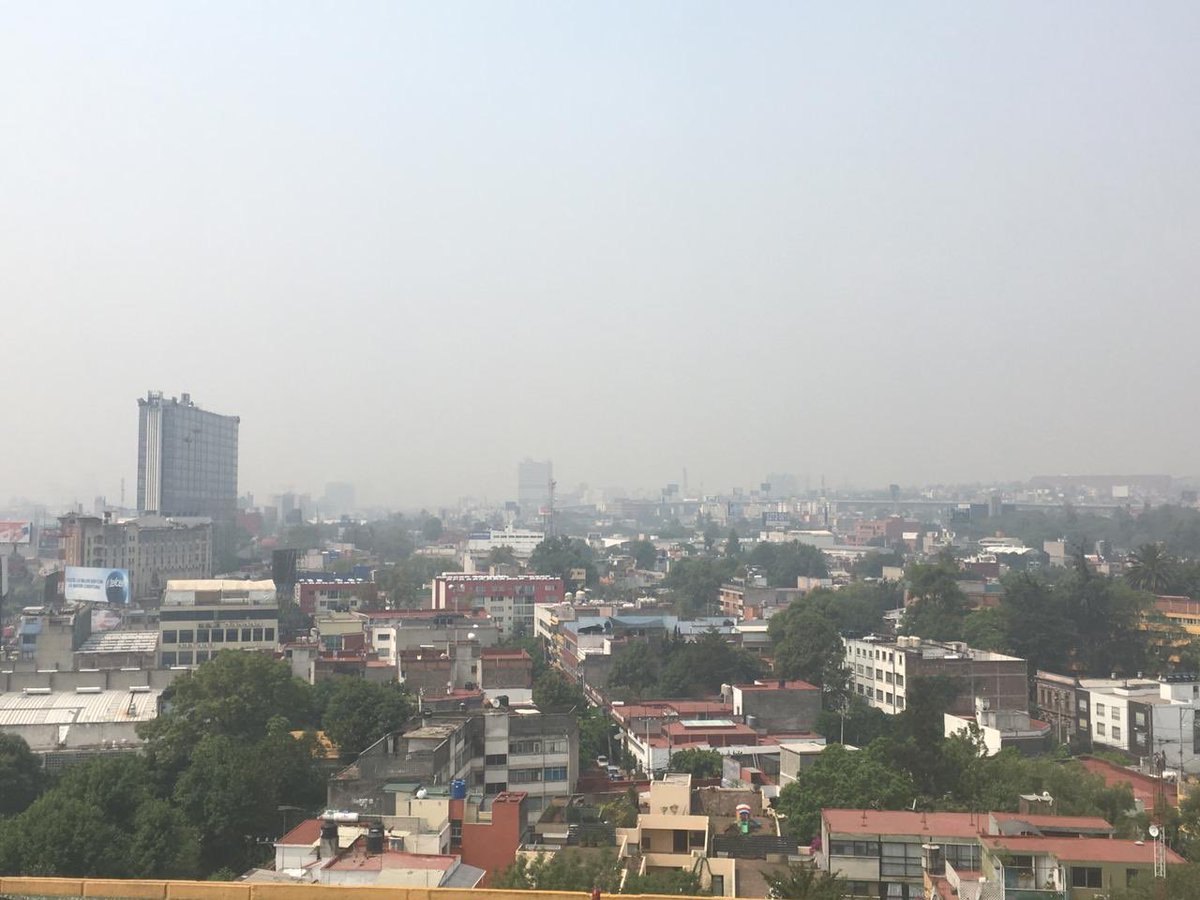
[137,391,239,522]
[517,458,552,517]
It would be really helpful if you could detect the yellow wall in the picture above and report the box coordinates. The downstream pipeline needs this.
[0,878,710,900]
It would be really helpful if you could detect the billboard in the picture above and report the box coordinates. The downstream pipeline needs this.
[763,511,791,527]
[0,521,32,544]
[64,566,130,605]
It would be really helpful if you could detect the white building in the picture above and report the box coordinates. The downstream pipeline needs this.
[465,527,546,559]
[159,578,279,668]
[1080,675,1200,775]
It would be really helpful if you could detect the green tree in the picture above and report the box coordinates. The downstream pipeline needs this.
[747,541,829,585]
[724,529,742,557]
[769,605,845,689]
[499,633,550,679]
[174,724,324,874]
[1110,863,1200,899]
[139,651,314,784]
[763,863,847,900]
[320,678,414,757]
[775,743,916,842]
[1125,543,1178,593]
[624,869,707,895]
[900,560,968,641]
[815,695,894,746]
[493,848,621,891]
[664,556,739,617]
[530,536,597,585]
[420,515,444,541]
[0,733,43,817]
[668,748,722,779]
[0,756,200,878]
[488,545,518,567]
[630,539,659,570]
[533,669,589,712]
[606,641,663,699]
[375,555,452,608]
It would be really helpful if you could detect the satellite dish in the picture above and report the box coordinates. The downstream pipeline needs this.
[1149,824,1160,838]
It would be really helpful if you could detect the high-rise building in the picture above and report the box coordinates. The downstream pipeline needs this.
[137,391,239,522]
[516,458,552,517]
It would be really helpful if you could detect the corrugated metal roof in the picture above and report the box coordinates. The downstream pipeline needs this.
[0,688,161,726]
[76,630,160,654]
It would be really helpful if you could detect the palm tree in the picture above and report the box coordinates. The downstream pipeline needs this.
[1125,543,1178,594]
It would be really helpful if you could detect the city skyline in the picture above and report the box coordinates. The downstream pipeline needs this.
[3,3,1200,507]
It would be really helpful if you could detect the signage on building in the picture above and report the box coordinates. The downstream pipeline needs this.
[763,511,791,527]
[64,566,131,604]
[0,521,32,544]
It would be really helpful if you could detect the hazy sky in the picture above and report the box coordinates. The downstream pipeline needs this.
[3,3,1199,508]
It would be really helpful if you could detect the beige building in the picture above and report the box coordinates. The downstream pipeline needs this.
[158,579,278,668]
[616,774,737,897]
[60,513,212,605]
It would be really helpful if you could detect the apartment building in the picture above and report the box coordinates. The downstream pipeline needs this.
[431,574,565,636]
[843,635,1028,716]
[295,578,379,615]
[59,513,213,605]
[328,707,579,824]
[1079,674,1200,774]
[614,774,736,897]
[819,808,1179,900]
[158,578,278,668]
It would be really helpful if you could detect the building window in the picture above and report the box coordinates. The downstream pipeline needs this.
[252,627,264,641]
[162,630,177,644]
[1097,723,1106,736]
[211,630,224,643]
[881,841,922,878]
[544,766,568,782]
[196,651,209,663]
[1111,707,1120,722]
[241,628,252,642]
[226,628,238,642]
[1071,867,1102,888]
[876,689,883,701]
[895,674,904,687]
[161,652,177,667]
[1113,726,1121,741]
[509,769,542,784]
[178,651,193,666]
[484,782,506,795]
[179,629,194,643]
[1097,703,1105,716]
[829,841,879,857]
[485,753,508,766]
[265,628,275,642]
[197,629,209,643]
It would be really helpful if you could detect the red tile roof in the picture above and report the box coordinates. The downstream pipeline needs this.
[278,818,323,846]
[823,809,985,839]
[1078,756,1179,809]
[991,812,1113,833]
[981,835,1185,865]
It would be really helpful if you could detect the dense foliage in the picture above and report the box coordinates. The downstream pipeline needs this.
[606,631,764,700]
[494,848,706,894]
[0,653,412,879]
[668,748,723,779]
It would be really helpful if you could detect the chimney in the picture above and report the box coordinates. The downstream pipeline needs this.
[319,821,339,859]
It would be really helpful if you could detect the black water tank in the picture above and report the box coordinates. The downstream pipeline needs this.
[366,824,385,855]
